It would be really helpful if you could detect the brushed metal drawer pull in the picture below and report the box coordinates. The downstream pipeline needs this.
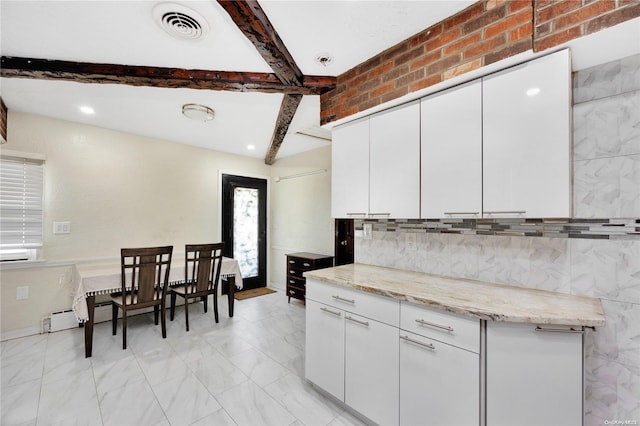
[535,326,584,334]
[289,270,295,274]
[415,319,453,332]
[483,210,526,215]
[332,295,355,304]
[400,335,435,350]
[303,262,311,267]
[346,316,369,327]
[444,212,479,215]
[289,280,295,284]
[320,307,341,317]
[289,260,295,264]
[347,212,367,216]
[369,213,390,216]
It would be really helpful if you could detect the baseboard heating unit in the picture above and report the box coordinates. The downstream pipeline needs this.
[50,303,113,332]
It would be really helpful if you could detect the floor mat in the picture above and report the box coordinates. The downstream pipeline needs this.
[234,287,276,300]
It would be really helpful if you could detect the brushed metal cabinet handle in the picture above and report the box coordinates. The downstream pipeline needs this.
[320,307,341,317]
[535,326,584,334]
[332,295,355,304]
[400,335,435,350]
[345,315,369,327]
[415,318,454,332]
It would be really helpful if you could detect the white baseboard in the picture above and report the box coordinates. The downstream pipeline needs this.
[0,326,41,342]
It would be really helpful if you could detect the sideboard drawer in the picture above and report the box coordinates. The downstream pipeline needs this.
[400,301,480,353]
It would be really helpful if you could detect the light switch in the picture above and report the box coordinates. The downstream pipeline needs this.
[16,286,29,300]
[53,222,71,234]
[363,223,373,240]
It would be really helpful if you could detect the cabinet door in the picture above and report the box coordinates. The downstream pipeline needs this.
[486,322,583,426]
[421,80,482,218]
[400,331,479,426]
[305,300,345,400]
[331,118,370,218]
[369,101,421,219]
[483,50,571,218]
[345,313,399,426]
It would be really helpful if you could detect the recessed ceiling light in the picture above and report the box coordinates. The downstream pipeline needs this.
[79,105,95,115]
[247,145,255,151]
[526,87,541,97]
[182,103,215,121]
[315,53,334,67]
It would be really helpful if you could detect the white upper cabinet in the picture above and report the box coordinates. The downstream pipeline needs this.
[482,49,571,218]
[369,101,421,219]
[421,81,482,218]
[331,118,369,218]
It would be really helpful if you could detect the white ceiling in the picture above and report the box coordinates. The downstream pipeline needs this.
[0,0,475,161]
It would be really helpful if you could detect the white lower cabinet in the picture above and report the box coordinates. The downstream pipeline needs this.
[306,281,586,426]
[486,322,584,426]
[305,300,345,401]
[400,331,479,426]
[345,313,399,426]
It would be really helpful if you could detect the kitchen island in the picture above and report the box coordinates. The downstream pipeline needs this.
[304,263,605,426]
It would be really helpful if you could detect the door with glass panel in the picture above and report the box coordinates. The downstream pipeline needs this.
[221,174,267,291]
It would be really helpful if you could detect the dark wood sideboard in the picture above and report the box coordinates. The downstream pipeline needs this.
[286,252,334,303]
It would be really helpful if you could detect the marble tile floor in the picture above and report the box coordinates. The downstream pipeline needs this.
[1,290,366,426]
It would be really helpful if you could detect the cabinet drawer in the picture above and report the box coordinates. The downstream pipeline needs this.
[400,301,479,353]
[307,279,399,327]
[287,276,305,289]
[287,257,315,270]
[287,286,305,301]
[287,268,305,279]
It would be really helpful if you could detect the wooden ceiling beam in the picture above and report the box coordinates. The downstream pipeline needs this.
[264,94,303,165]
[0,56,335,95]
[217,0,303,87]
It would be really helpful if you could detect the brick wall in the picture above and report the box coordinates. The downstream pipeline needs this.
[320,0,640,125]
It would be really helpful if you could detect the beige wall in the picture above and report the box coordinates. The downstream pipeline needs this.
[0,111,333,338]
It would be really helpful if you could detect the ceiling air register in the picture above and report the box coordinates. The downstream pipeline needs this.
[153,3,209,41]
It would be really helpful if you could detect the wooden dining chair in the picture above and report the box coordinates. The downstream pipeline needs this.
[111,245,173,350]
[169,243,224,331]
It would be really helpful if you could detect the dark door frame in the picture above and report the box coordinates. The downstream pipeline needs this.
[219,172,270,291]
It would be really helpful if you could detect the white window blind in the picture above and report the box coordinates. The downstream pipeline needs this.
[0,155,44,260]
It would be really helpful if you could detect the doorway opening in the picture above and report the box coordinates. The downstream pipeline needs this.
[221,174,267,292]
[334,218,354,266]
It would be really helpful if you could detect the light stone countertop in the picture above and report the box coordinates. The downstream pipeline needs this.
[304,263,605,327]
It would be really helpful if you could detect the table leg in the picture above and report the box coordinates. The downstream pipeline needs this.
[84,294,95,358]
[227,276,235,317]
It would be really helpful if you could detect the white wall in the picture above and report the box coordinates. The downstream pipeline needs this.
[0,111,332,336]
[269,146,333,291]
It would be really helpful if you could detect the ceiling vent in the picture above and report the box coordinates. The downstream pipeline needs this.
[153,3,209,41]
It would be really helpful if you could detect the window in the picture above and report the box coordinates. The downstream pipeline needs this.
[0,155,44,261]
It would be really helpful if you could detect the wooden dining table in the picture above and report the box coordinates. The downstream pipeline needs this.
[72,257,243,357]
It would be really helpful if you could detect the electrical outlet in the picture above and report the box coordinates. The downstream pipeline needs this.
[53,221,71,234]
[405,233,417,251]
[363,223,373,240]
[16,286,29,300]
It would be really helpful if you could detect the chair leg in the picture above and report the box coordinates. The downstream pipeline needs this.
[112,303,118,335]
[160,303,167,339]
[213,291,219,323]
[185,296,190,332]
[170,292,176,321]
[154,305,159,325]
[122,311,127,350]
[203,295,208,313]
